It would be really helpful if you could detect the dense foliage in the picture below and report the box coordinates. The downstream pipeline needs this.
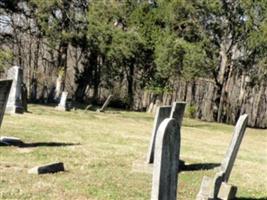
[0,0,267,113]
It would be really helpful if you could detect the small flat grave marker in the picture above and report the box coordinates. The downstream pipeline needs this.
[28,162,65,174]
[0,136,23,146]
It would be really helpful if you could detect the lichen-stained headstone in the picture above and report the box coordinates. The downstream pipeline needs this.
[147,102,186,164]
[151,118,180,200]
[196,114,248,200]
[147,106,172,164]
[55,91,68,111]
[6,66,24,114]
[0,80,12,126]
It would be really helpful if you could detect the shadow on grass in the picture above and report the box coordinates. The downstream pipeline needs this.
[21,142,80,148]
[181,163,220,171]
[0,142,80,148]
[235,198,267,200]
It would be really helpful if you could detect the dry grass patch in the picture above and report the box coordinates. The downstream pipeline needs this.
[0,104,266,199]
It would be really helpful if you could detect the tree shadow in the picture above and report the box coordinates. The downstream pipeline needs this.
[235,198,267,200]
[0,142,80,148]
[181,163,220,171]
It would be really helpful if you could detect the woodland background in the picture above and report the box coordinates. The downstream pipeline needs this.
[1,0,267,128]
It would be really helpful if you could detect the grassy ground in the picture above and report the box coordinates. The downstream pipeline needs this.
[0,104,266,200]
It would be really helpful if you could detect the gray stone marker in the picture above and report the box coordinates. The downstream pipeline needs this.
[151,118,180,200]
[196,114,248,200]
[0,136,23,146]
[147,102,186,164]
[97,95,113,112]
[0,80,12,126]
[6,66,24,114]
[147,106,172,163]
[56,91,68,111]
[28,162,65,174]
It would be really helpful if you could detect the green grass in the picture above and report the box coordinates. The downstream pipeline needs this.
[0,104,266,199]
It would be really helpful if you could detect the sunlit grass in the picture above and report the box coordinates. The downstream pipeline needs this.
[0,104,266,199]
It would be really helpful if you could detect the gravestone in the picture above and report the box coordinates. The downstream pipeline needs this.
[147,106,172,163]
[0,80,12,126]
[196,114,248,200]
[152,99,161,114]
[97,95,113,112]
[151,118,180,200]
[147,102,154,113]
[147,102,186,164]
[6,66,24,114]
[0,136,23,146]
[28,162,65,174]
[55,91,68,111]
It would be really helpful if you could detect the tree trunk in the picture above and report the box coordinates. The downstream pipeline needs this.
[127,63,134,109]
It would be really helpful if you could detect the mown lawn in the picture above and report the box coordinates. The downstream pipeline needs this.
[0,104,266,200]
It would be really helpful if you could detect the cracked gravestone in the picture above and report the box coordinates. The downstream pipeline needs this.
[196,114,248,200]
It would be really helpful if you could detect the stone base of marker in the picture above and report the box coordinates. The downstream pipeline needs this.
[218,183,237,200]
[132,158,185,174]
[28,162,65,174]
[132,158,153,174]
[5,105,24,114]
[55,105,67,111]
[196,176,237,200]
[0,136,24,146]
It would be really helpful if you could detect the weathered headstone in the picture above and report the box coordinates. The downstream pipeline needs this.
[97,95,113,112]
[169,102,186,128]
[55,91,68,111]
[147,102,186,164]
[28,162,65,174]
[147,106,172,163]
[151,118,180,200]
[0,80,12,126]
[6,66,24,114]
[196,114,248,200]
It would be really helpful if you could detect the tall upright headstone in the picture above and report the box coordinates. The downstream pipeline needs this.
[55,91,68,111]
[196,114,248,200]
[147,102,186,164]
[0,80,12,126]
[151,118,180,200]
[147,106,172,163]
[5,66,24,114]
